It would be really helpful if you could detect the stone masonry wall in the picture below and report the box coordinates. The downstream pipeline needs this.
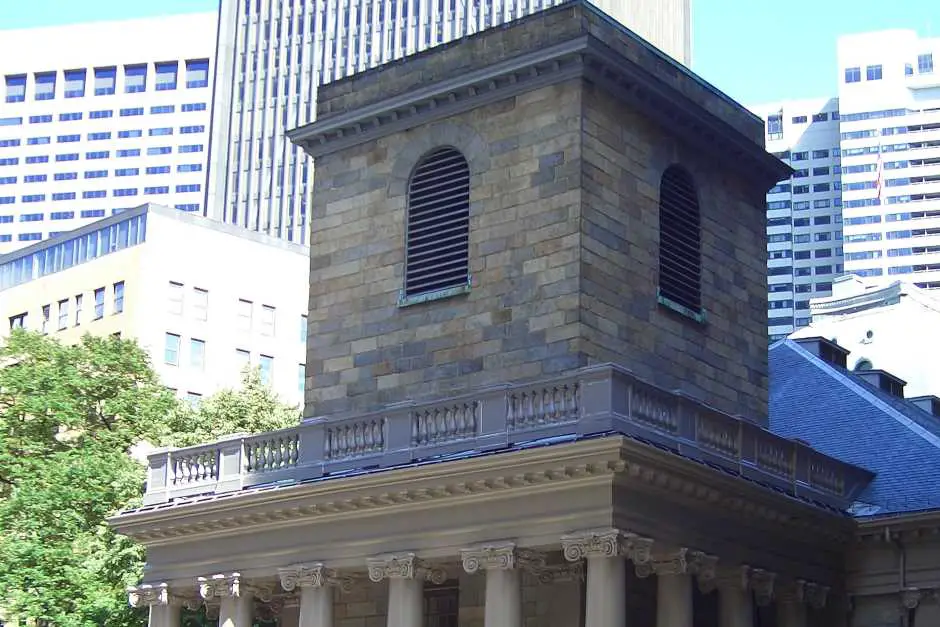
[304,80,586,418]
[577,82,770,421]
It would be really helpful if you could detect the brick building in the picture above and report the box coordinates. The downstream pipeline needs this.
[108,3,896,627]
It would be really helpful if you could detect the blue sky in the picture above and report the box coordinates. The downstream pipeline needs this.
[2,0,937,105]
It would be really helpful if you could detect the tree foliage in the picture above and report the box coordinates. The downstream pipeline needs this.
[0,330,299,627]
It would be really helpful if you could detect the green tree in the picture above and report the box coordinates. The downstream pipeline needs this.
[0,330,299,627]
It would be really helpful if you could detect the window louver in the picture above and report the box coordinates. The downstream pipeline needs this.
[658,165,702,313]
[405,147,471,298]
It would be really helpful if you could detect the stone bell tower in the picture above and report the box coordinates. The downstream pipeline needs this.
[290,1,788,423]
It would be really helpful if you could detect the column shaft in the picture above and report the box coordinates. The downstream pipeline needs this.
[484,567,522,627]
[719,584,753,627]
[300,585,334,627]
[148,604,181,627]
[657,573,693,627]
[219,594,254,627]
[387,577,424,627]
[777,602,807,627]
[584,555,626,627]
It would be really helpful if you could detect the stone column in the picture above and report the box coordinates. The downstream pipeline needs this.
[776,581,807,627]
[461,542,528,627]
[198,573,267,627]
[647,549,694,627]
[279,563,353,627]
[717,567,753,627]
[368,553,447,627]
[562,528,632,627]
[128,584,184,627]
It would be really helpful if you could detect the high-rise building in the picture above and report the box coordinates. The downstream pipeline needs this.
[750,99,844,339]
[205,0,693,244]
[0,14,217,254]
[837,30,940,287]
[0,203,309,407]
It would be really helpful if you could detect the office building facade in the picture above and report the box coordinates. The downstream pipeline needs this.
[0,14,217,254]
[837,30,940,288]
[0,203,309,407]
[751,99,844,339]
[205,0,693,244]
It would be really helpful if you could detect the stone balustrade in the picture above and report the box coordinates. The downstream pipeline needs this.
[141,363,872,507]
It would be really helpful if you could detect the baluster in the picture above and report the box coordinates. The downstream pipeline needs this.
[412,413,420,445]
[507,394,517,429]
[373,420,382,449]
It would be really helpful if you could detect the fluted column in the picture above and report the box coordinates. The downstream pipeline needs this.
[461,542,527,627]
[279,564,353,627]
[198,573,266,627]
[717,567,753,627]
[562,528,633,627]
[368,553,446,627]
[128,584,183,627]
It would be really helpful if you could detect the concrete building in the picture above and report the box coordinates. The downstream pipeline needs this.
[0,203,308,406]
[0,14,217,254]
[751,99,844,339]
[788,273,940,398]
[838,30,940,288]
[204,0,693,243]
[111,5,879,627]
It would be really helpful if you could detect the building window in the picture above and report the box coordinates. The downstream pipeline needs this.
[94,287,105,319]
[402,147,471,304]
[190,338,206,370]
[298,363,306,393]
[113,281,125,314]
[56,299,69,330]
[5,74,26,103]
[185,59,210,88]
[64,69,86,97]
[125,64,147,93]
[237,299,253,331]
[94,66,117,95]
[259,355,274,385]
[235,349,250,372]
[35,72,55,100]
[164,333,181,366]
[41,304,51,333]
[766,114,783,140]
[300,315,308,343]
[9,313,27,329]
[193,287,208,321]
[866,65,883,81]
[844,67,861,83]
[918,53,934,74]
[75,294,82,326]
[811,112,829,122]
[658,165,703,320]
[155,62,178,91]
[261,305,276,336]
[424,583,459,627]
[168,281,184,314]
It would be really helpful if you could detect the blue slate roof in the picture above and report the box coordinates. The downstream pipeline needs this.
[769,339,940,516]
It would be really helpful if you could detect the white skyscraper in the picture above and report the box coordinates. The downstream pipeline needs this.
[0,13,217,254]
[205,0,693,244]
[751,99,844,338]
[837,30,940,288]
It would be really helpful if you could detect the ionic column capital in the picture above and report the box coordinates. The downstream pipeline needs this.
[749,568,777,607]
[278,563,354,592]
[805,582,830,609]
[689,551,720,593]
[198,573,273,602]
[460,542,545,573]
[561,528,654,563]
[777,580,806,605]
[367,552,447,584]
[901,588,922,610]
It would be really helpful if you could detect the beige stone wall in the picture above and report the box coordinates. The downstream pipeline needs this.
[578,82,770,420]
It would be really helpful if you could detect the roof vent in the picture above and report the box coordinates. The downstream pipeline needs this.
[908,395,940,418]
[855,369,907,399]
[793,336,849,369]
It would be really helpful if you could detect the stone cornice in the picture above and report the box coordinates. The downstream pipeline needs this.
[288,35,788,188]
[111,437,851,548]
[855,510,940,542]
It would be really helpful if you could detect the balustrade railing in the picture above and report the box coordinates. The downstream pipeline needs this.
[142,364,873,508]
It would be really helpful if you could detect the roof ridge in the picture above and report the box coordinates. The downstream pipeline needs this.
[780,340,940,450]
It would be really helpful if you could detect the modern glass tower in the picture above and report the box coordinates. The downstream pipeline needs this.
[204,0,693,244]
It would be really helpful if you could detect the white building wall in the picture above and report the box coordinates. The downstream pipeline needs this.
[751,98,843,338]
[205,0,693,244]
[0,14,217,254]
[837,30,940,289]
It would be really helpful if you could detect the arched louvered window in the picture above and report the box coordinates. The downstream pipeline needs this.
[658,165,703,317]
[404,147,471,300]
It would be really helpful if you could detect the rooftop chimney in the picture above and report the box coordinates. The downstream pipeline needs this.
[908,395,940,418]
[793,336,850,369]
[855,369,907,399]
